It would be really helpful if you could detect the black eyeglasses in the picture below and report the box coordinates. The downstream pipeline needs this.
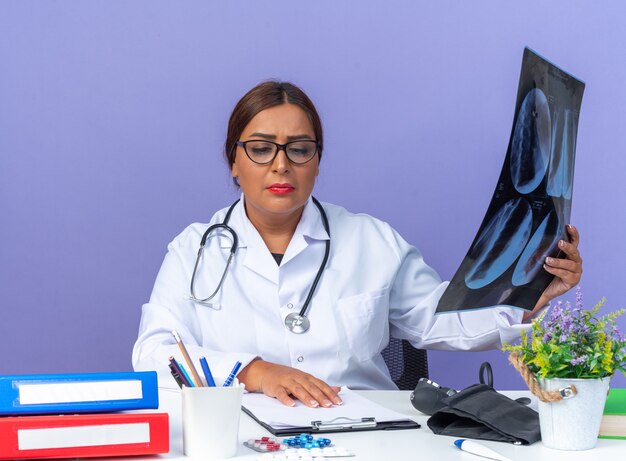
[236,140,319,165]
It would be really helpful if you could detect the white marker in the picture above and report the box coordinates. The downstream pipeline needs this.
[454,439,512,461]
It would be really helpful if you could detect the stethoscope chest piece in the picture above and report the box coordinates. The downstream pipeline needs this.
[285,313,310,334]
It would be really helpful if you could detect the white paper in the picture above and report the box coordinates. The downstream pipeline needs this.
[242,387,415,429]
[17,423,150,449]
[18,380,143,405]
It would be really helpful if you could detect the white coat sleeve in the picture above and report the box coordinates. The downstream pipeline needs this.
[385,226,531,351]
[132,230,258,388]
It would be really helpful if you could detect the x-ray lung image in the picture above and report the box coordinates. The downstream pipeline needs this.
[511,88,552,194]
[512,209,561,287]
[464,198,533,290]
[547,107,578,199]
[437,48,585,313]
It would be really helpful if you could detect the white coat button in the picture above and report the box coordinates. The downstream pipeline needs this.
[297,356,304,362]
[287,303,294,309]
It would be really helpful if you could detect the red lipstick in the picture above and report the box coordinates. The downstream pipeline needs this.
[267,183,295,194]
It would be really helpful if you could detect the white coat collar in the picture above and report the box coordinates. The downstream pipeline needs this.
[221,195,330,283]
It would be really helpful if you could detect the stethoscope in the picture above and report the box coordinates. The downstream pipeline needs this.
[189,197,330,334]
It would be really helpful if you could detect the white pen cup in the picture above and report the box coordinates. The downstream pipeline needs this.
[181,378,243,459]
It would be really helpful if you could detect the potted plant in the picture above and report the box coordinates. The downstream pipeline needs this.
[503,288,626,450]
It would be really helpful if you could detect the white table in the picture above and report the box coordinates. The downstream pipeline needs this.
[149,388,624,460]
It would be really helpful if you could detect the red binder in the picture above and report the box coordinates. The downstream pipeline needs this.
[0,412,169,459]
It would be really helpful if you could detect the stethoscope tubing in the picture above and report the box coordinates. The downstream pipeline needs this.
[297,197,330,318]
[189,200,240,305]
[189,197,330,333]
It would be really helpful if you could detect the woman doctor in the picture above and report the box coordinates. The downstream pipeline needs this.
[132,81,583,408]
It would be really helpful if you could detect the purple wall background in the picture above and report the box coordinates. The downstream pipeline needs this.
[1,1,625,389]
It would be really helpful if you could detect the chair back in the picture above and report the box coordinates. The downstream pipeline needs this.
[381,338,429,390]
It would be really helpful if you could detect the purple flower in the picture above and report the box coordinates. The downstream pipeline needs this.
[577,322,590,335]
[549,301,564,322]
[571,354,587,366]
[560,315,573,335]
[575,286,583,311]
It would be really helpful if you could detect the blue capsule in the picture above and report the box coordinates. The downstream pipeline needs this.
[280,435,332,450]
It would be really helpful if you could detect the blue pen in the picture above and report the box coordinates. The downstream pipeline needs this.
[178,362,196,387]
[199,357,216,387]
[454,440,512,461]
[223,361,242,387]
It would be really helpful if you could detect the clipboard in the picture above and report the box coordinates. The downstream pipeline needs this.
[241,388,420,436]
[243,407,419,436]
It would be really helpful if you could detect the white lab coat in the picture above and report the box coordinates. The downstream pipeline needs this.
[132,196,529,390]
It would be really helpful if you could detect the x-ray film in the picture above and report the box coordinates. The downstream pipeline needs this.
[436,48,585,313]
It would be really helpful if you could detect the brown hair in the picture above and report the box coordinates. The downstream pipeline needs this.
[224,81,324,184]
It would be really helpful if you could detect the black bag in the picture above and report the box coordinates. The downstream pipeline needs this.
[426,383,541,445]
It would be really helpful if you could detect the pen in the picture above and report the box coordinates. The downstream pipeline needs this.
[454,439,512,461]
[178,362,196,388]
[223,361,242,387]
[199,356,216,387]
[168,361,183,389]
[168,356,193,387]
[171,330,203,387]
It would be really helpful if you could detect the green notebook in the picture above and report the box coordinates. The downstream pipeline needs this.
[599,388,626,439]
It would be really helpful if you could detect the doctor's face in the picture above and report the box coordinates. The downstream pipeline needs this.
[231,103,319,222]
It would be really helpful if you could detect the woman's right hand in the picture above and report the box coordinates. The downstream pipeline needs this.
[237,359,343,408]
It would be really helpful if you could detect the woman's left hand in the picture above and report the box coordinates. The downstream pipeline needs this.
[526,224,583,319]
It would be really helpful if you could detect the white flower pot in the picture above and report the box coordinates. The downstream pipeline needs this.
[538,376,611,450]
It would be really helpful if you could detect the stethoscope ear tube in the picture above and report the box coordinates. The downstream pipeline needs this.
[200,222,239,249]
[189,249,236,307]
[190,220,239,306]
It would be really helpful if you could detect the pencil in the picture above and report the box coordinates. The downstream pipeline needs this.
[171,330,203,387]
